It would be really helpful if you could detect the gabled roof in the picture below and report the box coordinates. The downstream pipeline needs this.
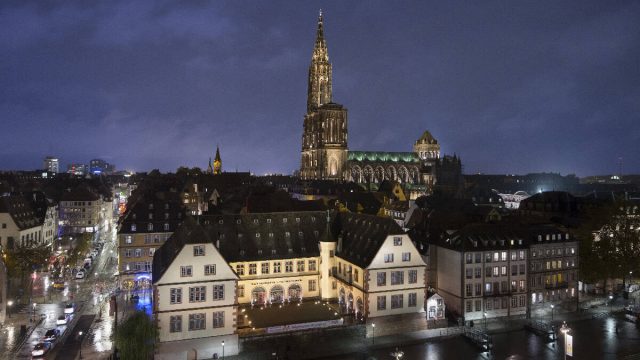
[334,212,404,268]
[0,194,41,230]
[152,216,208,282]
[415,130,438,145]
[60,184,100,201]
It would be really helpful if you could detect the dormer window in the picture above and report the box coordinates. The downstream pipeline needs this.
[311,217,316,222]
[132,214,137,220]
[255,233,260,238]
[147,223,153,231]
[253,219,259,224]
[218,219,223,224]
[267,218,271,223]
[285,232,290,238]
[298,231,303,237]
[236,219,241,224]
[258,249,263,255]
[314,230,319,237]
[271,249,276,255]
[148,213,153,220]
[164,203,169,210]
[283,218,288,224]
[149,204,154,210]
[295,217,300,223]
[131,224,137,232]
[288,248,293,254]
[269,233,274,238]
[239,249,245,256]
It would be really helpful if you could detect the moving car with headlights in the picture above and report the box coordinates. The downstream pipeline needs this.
[64,303,75,314]
[31,342,51,357]
[56,315,68,325]
[42,328,61,342]
[75,270,85,279]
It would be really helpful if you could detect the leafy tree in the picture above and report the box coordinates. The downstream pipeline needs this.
[66,233,92,268]
[114,311,157,359]
[577,200,640,292]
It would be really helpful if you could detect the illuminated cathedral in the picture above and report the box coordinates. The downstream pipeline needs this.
[299,12,461,194]
[206,146,222,175]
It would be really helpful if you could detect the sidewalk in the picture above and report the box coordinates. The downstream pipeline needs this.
[218,297,627,360]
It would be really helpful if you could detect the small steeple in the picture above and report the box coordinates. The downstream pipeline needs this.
[207,157,213,174]
[213,146,222,175]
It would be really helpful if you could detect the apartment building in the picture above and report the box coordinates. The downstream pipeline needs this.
[434,224,528,323]
[0,194,47,250]
[118,191,184,290]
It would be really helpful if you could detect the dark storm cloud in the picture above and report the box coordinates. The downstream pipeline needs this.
[1,0,638,176]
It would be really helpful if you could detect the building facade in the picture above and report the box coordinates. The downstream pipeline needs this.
[434,225,528,323]
[59,185,106,234]
[43,156,59,174]
[153,222,239,359]
[0,194,48,250]
[118,191,184,290]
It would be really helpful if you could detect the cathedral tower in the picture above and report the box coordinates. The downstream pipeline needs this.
[213,146,222,175]
[300,11,348,181]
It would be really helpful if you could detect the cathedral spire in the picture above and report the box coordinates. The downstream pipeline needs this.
[307,10,332,113]
[213,145,222,175]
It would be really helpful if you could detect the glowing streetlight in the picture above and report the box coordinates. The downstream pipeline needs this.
[221,340,225,359]
[372,323,376,344]
[390,347,404,359]
[609,294,614,313]
[7,300,13,318]
[560,321,571,360]
[550,304,555,322]
[483,312,488,330]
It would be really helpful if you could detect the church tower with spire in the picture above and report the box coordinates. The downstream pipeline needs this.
[300,11,348,181]
[213,146,222,175]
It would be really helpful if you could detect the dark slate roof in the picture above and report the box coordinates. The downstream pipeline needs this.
[119,190,185,234]
[334,212,404,268]
[200,211,329,262]
[0,194,41,230]
[152,211,331,283]
[60,184,100,201]
[415,130,438,145]
[152,216,207,282]
[434,223,572,252]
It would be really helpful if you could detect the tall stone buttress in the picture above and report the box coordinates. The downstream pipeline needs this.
[300,11,348,181]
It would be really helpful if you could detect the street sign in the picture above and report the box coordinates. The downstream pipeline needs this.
[566,333,573,357]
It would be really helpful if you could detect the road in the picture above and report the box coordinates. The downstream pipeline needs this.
[322,315,640,360]
[7,223,119,360]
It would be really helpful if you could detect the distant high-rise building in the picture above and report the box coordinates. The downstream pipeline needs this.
[89,159,115,175]
[43,156,59,173]
[67,163,88,176]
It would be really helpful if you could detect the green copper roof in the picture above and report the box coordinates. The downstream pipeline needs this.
[348,151,420,163]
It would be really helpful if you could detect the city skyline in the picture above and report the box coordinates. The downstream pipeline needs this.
[1,1,639,176]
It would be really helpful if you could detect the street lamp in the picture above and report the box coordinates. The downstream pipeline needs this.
[7,300,13,318]
[221,340,225,359]
[609,295,614,313]
[372,323,376,344]
[550,304,555,322]
[560,321,571,360]
[483,312,487,330]
[79,331,84,359]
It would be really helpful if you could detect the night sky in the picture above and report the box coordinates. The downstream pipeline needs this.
[1,1,639,176]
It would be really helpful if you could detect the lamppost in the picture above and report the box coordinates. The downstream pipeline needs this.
[609,295,614,313]
[221,340,225,359]
[551,304,555,322]
[483,312,487,330]
[560,321,571,360]
[7,300,13,318]
[372,323,376,344]
[78,331,83,359]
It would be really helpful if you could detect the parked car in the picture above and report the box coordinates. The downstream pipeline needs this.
[64,303,75,314]
[42,328,61,342]
[76,270,85,279]
[31,342,51,357]
[56,315,68,325]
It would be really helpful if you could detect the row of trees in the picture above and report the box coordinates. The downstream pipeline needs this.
[578,200,640,292]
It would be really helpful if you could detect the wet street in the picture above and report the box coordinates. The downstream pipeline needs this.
[325,315,640,360]
[0,223,121,360]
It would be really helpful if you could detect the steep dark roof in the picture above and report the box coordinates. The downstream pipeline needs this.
[119,191,185,234]
[0,194,41,230]
[200,212,328,262]
[60,184,100,201]
[335,212,404,268]
[152,216,207,282]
